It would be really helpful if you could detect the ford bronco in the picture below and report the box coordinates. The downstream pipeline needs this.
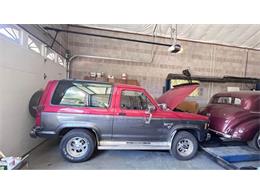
[30,79,208,162]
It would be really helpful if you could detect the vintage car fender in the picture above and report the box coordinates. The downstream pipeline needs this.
[231,118,260,141]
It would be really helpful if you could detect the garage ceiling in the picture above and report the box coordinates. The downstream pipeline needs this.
[82,24,260,50]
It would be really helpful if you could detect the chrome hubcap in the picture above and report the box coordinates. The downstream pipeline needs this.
[177,138,194,157]
[66,137,89,157]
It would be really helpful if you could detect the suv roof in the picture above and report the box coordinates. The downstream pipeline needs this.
[58,79,143,89]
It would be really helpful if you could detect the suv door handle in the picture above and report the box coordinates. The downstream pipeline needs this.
[118,112,126,116]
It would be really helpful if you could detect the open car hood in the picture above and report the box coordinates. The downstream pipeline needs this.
[157,83,199,110]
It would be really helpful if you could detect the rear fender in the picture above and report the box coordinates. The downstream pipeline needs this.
[56,122,100,142]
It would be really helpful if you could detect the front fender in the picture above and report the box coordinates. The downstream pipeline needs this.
[231,119,260,141]
[169,124,207,142]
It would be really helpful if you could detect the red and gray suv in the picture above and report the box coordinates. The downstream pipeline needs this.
[30,79,208,162]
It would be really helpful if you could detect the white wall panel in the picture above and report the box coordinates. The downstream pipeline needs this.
[0,36,65,156]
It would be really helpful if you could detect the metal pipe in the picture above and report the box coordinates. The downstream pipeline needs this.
[50,30,59,49]
[67,55,144,79]
[44,27,172,47]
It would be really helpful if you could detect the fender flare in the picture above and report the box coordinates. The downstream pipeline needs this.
[56,122,100,143]
[169,124,206,144]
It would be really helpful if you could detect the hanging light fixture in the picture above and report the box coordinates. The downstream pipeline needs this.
[168,24,183,53]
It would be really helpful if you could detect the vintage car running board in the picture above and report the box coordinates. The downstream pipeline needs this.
[98,141,171,150]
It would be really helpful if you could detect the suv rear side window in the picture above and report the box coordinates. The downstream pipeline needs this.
[120,90,153,110]
[51,81,112,108]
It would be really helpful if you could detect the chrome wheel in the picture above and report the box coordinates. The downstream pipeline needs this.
[177,138,194,157]
[66,137,89,158]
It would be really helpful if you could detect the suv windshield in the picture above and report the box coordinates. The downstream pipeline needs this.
[51,81,112,108]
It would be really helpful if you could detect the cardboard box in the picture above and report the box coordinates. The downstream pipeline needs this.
[95,77,108,82]
[115,79,127,84]
[127,79,140,86]
[108,78,115,83]
[176,101,199,113]
[108,78,140,86]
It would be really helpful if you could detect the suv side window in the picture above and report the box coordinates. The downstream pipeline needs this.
[51,81,112,108]
[120,90,153,110]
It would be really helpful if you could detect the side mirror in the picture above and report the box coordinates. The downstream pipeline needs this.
[158,103,167,110]
[146,104,156,114]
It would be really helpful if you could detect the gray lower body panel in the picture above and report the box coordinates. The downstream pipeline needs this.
[98,141,171,150]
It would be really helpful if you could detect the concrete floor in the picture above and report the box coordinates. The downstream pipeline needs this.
[28,139,224,170]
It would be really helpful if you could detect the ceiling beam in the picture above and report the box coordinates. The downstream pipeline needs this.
[47,25,260,52]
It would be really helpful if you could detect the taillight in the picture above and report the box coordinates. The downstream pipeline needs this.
[35,105,44,126]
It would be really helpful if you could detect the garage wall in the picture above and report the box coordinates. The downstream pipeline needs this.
[68,26,259,106]
[0,34,66,156]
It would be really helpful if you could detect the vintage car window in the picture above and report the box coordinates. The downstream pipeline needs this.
[216,97,232,104]
[121,90,153,110]
[51,81,112,108]
[233,98,241,105]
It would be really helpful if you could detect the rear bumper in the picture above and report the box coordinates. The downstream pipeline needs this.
[208,128,232,138]
[30,126,57,138]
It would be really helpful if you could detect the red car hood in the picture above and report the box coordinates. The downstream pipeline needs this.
[157,83,199,110]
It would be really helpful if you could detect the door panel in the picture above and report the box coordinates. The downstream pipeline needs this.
[113,113,165,141]
[112,89,166,141]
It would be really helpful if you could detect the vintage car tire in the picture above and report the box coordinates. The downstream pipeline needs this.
[247,131,260,150]
[60,129,96,162]
[28,89,43,118]
[170,131,198,160]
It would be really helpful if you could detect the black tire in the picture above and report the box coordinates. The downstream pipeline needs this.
[60,129,96,162]
[247,131,260,150]
[170,131,198,160]
[28,90,43,118]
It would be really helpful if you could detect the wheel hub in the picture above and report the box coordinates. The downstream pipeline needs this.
[177,138,194,157]
[66,137,89,157]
